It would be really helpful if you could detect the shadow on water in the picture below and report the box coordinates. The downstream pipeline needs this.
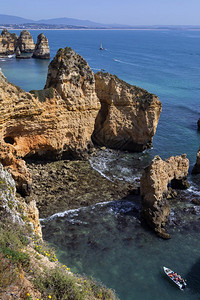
[186,259,200,295]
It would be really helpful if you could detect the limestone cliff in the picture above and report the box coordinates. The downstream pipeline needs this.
[17,30,35,53]
[0,47,100,194]
[33,33,50,59]
[92,72,162,151]
[192,149,200,174]
[0,29,18,56]
[0,163,41,237]
[140,155,189,238]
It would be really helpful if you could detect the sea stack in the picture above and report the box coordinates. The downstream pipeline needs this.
[33,33,50,59]
[92,72,162,151]
[140,155,189,239]
[17,30,35,55]
[0,29,18,56]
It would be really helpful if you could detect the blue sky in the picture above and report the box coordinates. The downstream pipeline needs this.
[1,0,200,25]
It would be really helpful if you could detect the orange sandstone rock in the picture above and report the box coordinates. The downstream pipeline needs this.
[140,154,189,238]
[92,72,162,151]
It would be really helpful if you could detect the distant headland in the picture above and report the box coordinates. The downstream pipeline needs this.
[1,14,200,30]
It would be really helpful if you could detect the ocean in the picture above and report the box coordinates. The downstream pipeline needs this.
[1,29,200,300]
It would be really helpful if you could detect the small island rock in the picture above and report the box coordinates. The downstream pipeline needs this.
[33,33,50,59]
[0,29,18,56]
[17,30,35,54]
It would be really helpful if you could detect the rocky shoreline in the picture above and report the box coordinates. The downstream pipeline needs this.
[26,156,136,219]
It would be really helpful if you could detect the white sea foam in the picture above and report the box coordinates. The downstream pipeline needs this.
[187,185,200,197]
[40,201,111,222]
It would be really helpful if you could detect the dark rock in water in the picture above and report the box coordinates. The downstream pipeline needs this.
[156,230,171,239]
[33,33,50,59]
[171,177,190,190]
[192,148,200,174]
[197,118,200,130]
[192,198,200,205]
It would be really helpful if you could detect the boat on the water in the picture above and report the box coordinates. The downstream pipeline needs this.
[163,267,187,290]
[99,42,104,50]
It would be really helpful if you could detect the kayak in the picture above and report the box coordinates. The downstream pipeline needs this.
[163,267,187,290]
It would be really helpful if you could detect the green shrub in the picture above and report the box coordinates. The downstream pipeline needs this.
[1,246,30,268]
[0,253,16,288]
[34,267,85,300]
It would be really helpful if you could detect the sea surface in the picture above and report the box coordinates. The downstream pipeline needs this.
[1,29,200,300]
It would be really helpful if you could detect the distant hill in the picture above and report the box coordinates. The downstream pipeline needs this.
[0,14,34,24]
[36,17,106,27]
[0,14,108,27]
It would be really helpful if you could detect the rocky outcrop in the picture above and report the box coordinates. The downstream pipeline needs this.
[0,163,41,237]
[17,30,35,53]
[0,30,51,59]
[140,155,189,238]
[0,46,161,196]
[33,33,50,59]
[0,47,100,194]
[192,149,200,174]
[0,29,18,56]
[92,72,162,151]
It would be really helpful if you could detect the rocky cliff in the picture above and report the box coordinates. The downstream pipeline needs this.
[0,163,41,237]
[17,30,35,53]
[0,47,100,194]
[0,29,18,56]
[33,33,50,59]
[140,155,189,238]
[0,46,162,196]
[92,72,162,151]
[192,148,200,174]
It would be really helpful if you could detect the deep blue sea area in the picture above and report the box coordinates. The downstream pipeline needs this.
[1,29,200,300]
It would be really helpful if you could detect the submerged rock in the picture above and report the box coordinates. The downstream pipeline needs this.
[0,29,18,56]
[33,33,50,59]
[140,154,189,238]
[92,72,162,151]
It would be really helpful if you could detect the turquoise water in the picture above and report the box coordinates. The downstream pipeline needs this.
[1,30,200,299]
[1,29,200,163]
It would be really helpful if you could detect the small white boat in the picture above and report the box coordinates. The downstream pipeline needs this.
[99,42,104,50]
[163,267,187,290]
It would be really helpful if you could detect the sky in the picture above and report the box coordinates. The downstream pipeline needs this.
[1,0,200,25]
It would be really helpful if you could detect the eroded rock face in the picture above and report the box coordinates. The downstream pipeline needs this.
[33,33,50,59]
[140,155,189,238]
[0,48,100,193]
[92,72,162,151]
[192,149,200,174]
[0,29,18,56]
[0,163,41,237]
[17,30,35,53]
